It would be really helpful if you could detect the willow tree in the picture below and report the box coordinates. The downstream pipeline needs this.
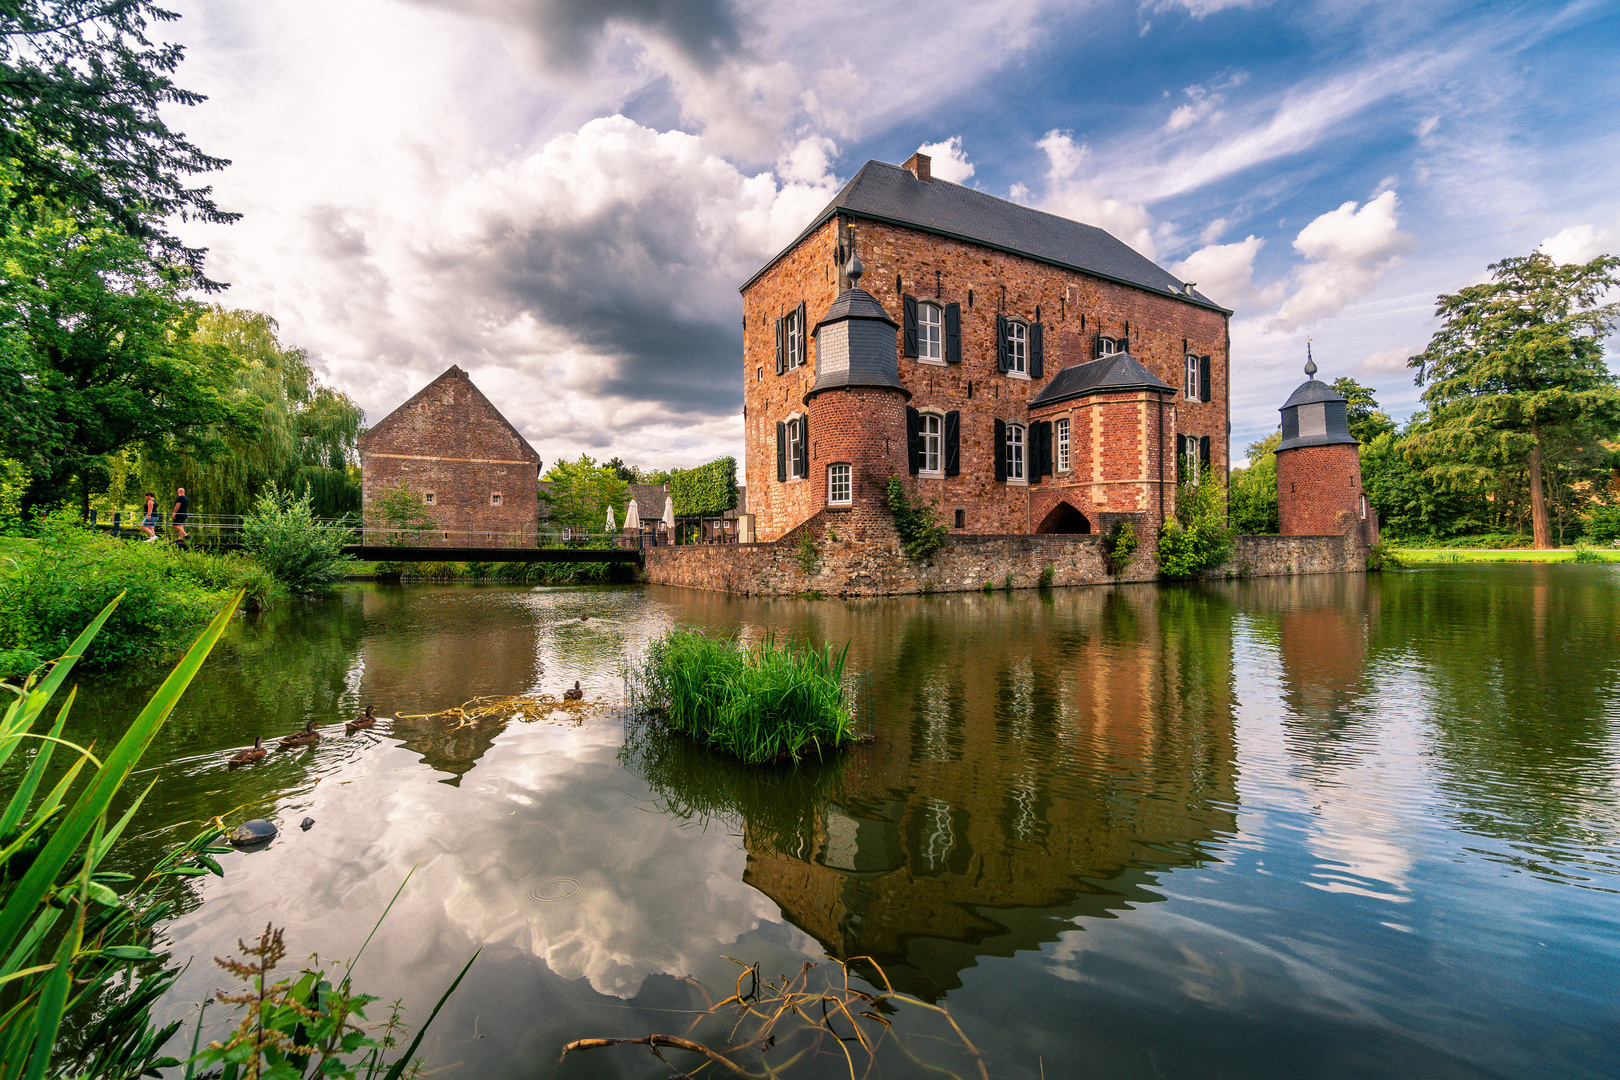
[136,308,364,518]
[1407,251,1620,548]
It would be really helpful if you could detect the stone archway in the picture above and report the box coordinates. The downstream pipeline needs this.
[1036,502,1092,534]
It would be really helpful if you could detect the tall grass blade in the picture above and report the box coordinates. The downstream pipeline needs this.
[378,948,480,1080]
[0,690,76,837]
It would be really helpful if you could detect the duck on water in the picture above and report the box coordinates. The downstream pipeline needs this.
[279,720,321,749]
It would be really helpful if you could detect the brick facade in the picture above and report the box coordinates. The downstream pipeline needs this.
[358,366,542,547]
[741,161,1229,543]
[1276,442,1378,546]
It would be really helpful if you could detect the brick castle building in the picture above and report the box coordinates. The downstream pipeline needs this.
[358,365,542,546]
[741,152,1232,544]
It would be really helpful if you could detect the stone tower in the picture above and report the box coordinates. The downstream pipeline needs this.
[1275,350,1377,545]
[803,249,910,537]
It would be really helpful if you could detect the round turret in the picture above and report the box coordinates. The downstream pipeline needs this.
[1274,349,1376,545]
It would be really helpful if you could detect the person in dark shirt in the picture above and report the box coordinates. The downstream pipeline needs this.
[171,488,189,541]
[140,492,159,541]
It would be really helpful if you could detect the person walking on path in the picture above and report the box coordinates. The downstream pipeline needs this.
[140,492,160,541]
[171,487,190,542]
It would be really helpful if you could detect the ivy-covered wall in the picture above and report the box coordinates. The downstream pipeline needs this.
[669,457,738,516]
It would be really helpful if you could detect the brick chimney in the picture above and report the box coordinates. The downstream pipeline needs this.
[902,152,931,182]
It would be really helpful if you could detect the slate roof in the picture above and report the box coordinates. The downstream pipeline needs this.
[813,287,897,331]
[1028,353,1175,408]
[743,160,1230,314]
[1280,379,1345,409]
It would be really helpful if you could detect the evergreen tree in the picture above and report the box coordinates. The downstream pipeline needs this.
[1407,251,1620,548]
[1330,377,1396,444]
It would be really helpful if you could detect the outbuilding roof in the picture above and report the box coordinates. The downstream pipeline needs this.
[1029,353,1175,408]
[743,160,1229,313]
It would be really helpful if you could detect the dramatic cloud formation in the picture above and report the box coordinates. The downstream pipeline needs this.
[1271,192,1415,331]
[1018,131,1159,259]
[1170,234,1281,312]
[916,136,976,184]
[1539,223,1616,266]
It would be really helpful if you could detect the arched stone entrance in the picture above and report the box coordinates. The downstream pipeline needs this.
[1036,502,1091,534]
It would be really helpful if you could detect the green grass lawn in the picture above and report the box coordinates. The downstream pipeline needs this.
[1395,547,1620,564]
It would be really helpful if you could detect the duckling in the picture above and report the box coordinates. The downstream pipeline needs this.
[563,680,583,701]
[279,720,321,749]
[347,705,377,731]
[228,736,267,766]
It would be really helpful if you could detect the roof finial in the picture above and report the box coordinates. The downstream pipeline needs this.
[844,242,863,287]
[1304,339,1317,378]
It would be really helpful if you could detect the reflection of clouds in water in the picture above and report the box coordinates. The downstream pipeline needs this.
[398,725,803,997]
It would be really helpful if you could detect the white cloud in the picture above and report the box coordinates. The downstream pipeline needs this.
[1022,131,1159,259]
[1270,191,1415,331]
[1416,114,1440,139]
[1169,234,1283,312]
[1164,73,1246,133]
[1353,344,1418,375]
[916,136,976,183]
[1142,0,1266,16]
[1539,223,1615,265]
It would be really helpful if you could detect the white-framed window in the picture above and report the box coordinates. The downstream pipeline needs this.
[785,310,803,369]
[1360,493,1368,520]
[828,463,851,505]
[1100,336,1118,356]
[424,492,436,505]
[490,492,502,506]
[788,415,804,479]
[1006,422,1026,481]
[1007,321,1028,374]
[920,411,942,473]
[1056,418,1070,472]
[918,302,943,361]
[1182,435,1201,486]
[1185,354,1199,401]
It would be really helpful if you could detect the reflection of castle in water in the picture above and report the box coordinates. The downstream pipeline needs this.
[711,587,1242,998]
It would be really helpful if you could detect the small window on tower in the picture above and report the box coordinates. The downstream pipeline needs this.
[424,492,436,505]
[954,508,965,529]
[491,492,502,506]
[827,463,851,505]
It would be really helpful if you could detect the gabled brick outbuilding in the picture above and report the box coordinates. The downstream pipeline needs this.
[741,152,1232,543]
[358,365,541,547]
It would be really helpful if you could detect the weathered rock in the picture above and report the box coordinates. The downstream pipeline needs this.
[230,819,277,847]
[300,817,315,831]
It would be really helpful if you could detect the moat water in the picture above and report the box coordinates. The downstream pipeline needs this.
[63,566,1620,1079]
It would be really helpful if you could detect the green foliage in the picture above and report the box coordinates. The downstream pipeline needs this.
[0,207,257,516]
[121,307,363,520]
[884,478,949,560]
[668,457,738,516]
[1158,470,1234,579]
[1230,431,1280,534]
[0,1,237,281]
[1103,518,1139,574]
[630,629,855,765]
[242,483,354,593]
[795,530,818,576]
[0,457,25,536]
[1586,502,1620,544]
[540,455,629,536]
[604,456,635,482]
[1003,572,1014,591]
[0,513,275,670]
[1366,537,1404,571]
[1039,564,1055,588]
[1570,543,1604,564]
[1331,377,1397,444]
[367,481,439,547]
[1406,250,1620,546]
[0,594,239,1078]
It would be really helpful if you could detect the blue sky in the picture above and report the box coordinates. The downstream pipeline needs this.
[166,0,1620,474]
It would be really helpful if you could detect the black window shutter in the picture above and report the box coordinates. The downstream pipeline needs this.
[1176,435,1185,485]
[1030,322,1044,379]
[994,419,1007,481]
[944,302,961,363]
[1200,355,1211,403]
[774,317,785,375]
[906,406,921,475]
[944,410,960,476]
[996,314,1009,372]
[1199,435,1211,466]
[902,294,918,358]
[1091,330,1100,360]
[798,415,810,478]
[1041,421,1054,477]
[797,302,808,368]
[776,421,787,481]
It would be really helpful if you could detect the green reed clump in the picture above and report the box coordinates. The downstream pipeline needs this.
[632,629,854,764]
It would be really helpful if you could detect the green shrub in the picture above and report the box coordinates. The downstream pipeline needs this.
[1004,572,1015,591]
[1366,537,1404,571]
[1103,519,1139,574]
[0,515,275,671]
[1586,503,1620,545]
[796,530,818,576]
[885,478,948,560]
[669,456,739,515]
[630,629,854,764]
[1571,542,1605,564]
[1158,471,1234,579]
[1038,564,1055,588]
[242,482,354,592]
[368,480,440,545]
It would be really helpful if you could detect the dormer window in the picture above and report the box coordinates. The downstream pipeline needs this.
[918,302,942,361]
[1099,336,1118,356]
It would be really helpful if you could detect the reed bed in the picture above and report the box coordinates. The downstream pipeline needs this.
[630,629,855,765]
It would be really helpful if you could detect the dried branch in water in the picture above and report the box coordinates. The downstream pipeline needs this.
[398,693,600,729]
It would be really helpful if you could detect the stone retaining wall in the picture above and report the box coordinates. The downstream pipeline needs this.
[643,516,1367,596]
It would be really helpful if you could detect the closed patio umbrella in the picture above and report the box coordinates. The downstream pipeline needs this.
[662,496,675,532]
[605,505,617,533]
[625,499,641,532]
